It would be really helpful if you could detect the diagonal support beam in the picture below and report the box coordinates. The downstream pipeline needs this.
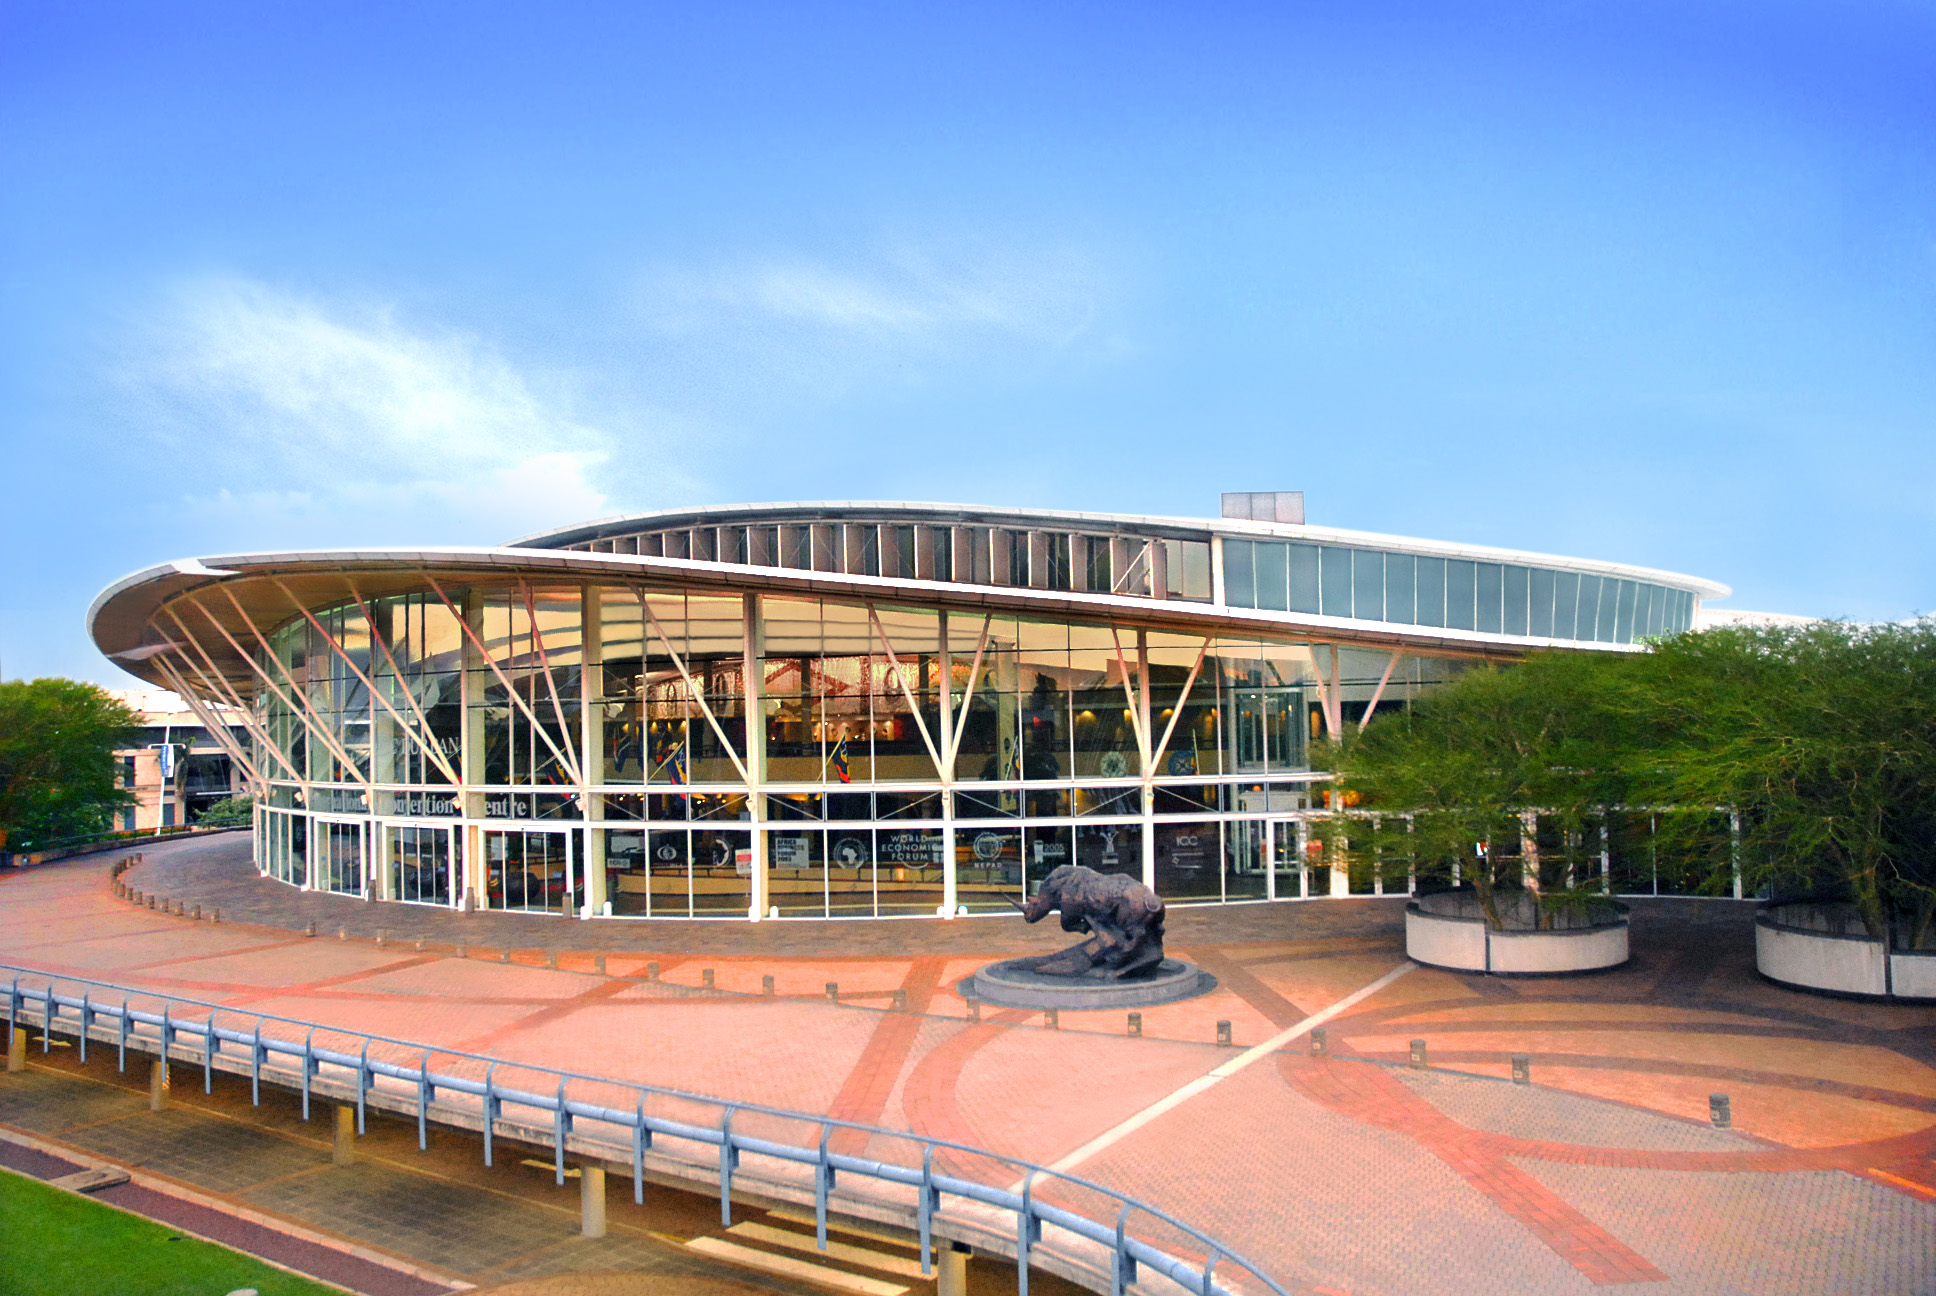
[424,575,585,787]
[275,579,462,788]
[521,585,586,784]
[634,591,754,789]
[1359,651,1403,733]
[190,591,372,787]
[159,611,305,784]
[869,607,945,780]
[340,581,463,786]
[1149,637,1212,775]
[1109,628,1152,774]
[151,653,271,790]
[944,615,994,770]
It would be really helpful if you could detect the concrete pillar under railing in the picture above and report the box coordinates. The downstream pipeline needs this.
[149,1058,168,1112]
[6,1027,25,1073]
[581,1164,607,1237]
[333,1105,356,1166]
[938,1241,970,1296]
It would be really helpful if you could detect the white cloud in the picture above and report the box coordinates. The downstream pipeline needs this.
[638,242,1123,396]
[129,278,636,538]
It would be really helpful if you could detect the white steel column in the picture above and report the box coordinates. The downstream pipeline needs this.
[742,593,767,921]
[460,588,488,910]
[1137,630,1155,892]
[938,611,957,917]
[581,587,606,918]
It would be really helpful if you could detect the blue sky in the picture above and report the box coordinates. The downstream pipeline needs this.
[3,1,1932,684]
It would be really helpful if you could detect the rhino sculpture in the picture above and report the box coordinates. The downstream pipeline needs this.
[1017,864,1167,979]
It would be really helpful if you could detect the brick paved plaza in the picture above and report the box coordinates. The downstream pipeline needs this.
[4,835,1934,1295]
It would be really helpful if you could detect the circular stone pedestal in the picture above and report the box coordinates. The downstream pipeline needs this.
[962,959,1215,1010]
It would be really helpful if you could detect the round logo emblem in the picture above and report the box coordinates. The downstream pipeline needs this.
[972,832,1006,862]
[1099,751,1129,778]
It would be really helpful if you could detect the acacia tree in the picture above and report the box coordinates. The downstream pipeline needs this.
[0,679,139,851]
[1317,651,1637,929]
[1630,621,1936,946]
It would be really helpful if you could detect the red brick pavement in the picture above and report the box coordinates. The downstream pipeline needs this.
[825,955,945,1152]
[1285,1055,1670,1285]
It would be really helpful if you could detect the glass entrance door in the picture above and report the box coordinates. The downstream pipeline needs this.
[387,824,454,906]
[1271,818,1307,899]
[485,828,574,913]
[1228,688,1303,773]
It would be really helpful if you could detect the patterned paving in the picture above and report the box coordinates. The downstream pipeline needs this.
[2,836,1933,1294]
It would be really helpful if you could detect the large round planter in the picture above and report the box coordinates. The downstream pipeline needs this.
[1405,890,1630,975]
[1755,903,1936,1001]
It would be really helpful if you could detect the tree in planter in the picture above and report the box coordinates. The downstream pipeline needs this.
[1630,620,1936,949]
[0,679,139,851]
[1315,650,1638,931]
[194,795,254,829]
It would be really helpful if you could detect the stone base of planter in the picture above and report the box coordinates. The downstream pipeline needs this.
[1405,891,1630,975]
[1756,904,1936,1002]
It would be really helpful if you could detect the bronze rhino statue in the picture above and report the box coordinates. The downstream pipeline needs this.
[1017,864,1166,979]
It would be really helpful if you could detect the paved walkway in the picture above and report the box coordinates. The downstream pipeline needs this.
[3,837,1933,1295]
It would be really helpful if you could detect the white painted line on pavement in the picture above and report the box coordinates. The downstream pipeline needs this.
[1020,960,1415,1184]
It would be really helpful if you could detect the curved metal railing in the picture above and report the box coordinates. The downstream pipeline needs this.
[2,964,1287,1296]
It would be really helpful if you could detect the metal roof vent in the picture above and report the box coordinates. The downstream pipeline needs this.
[1221,491,1305,525]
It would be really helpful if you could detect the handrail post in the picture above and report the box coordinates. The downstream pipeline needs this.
[719,1107,737,1226]
[919,1143,939,1277]
[44,980,56,1053]
[158,1002,171,1063]
[815,1122,833,1249]
[117,997,130,1072]
[1201,1248,1222,1296]
[554,1078,571,1184]
[482,1063,499,1167]
[417,1049,433,1151]
[300,1026,315,1120]
[204,1011,217,1094]
[356,1037,371,1134]
[1018,1170,1042,1296]
[632,1091,650,1206]
[1113,1201,1137,1296]
[251,1020,264,1104]
[77,992,90,1063]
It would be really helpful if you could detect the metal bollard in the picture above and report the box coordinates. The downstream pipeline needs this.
[1127,1012,1142,1038]
[1217,1020,1232,1048]
[500,949,512,963]
[580,1163,607,1238]
[1044,1009,1059,1030]
[826,981,839,1001]
[1409,1039,1428,1069]
[546,950,559,970]
[192,904,201,919]
[702,968,715,989]
[338,928,348,941]
[210,908,220,923]
[646,962,660,981]
[456,945,468,959]
[967,1000,981,1023]
[304,921,315,937]
[762,975,774,996]
[415,939,425,953]
[148,896,156,910]
[333,1104,356,1166]
[1511,1055,1531,1085]
[375,931,386,949]
[1710,1093,1731,1128]
[1310,1027,1327,1058]
[595,956,607,976]
[892,989,907,1012]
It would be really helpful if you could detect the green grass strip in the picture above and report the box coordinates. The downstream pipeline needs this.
[0,1166,338,1296]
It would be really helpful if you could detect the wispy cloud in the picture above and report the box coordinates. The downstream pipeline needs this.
[126,278,640,538]
[639,241,1126,396]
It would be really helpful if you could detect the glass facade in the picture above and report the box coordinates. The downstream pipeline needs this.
[1220,539,1695,644]
[106,503,1717,922]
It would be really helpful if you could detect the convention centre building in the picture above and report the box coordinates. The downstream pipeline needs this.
[88,495,1728,922]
